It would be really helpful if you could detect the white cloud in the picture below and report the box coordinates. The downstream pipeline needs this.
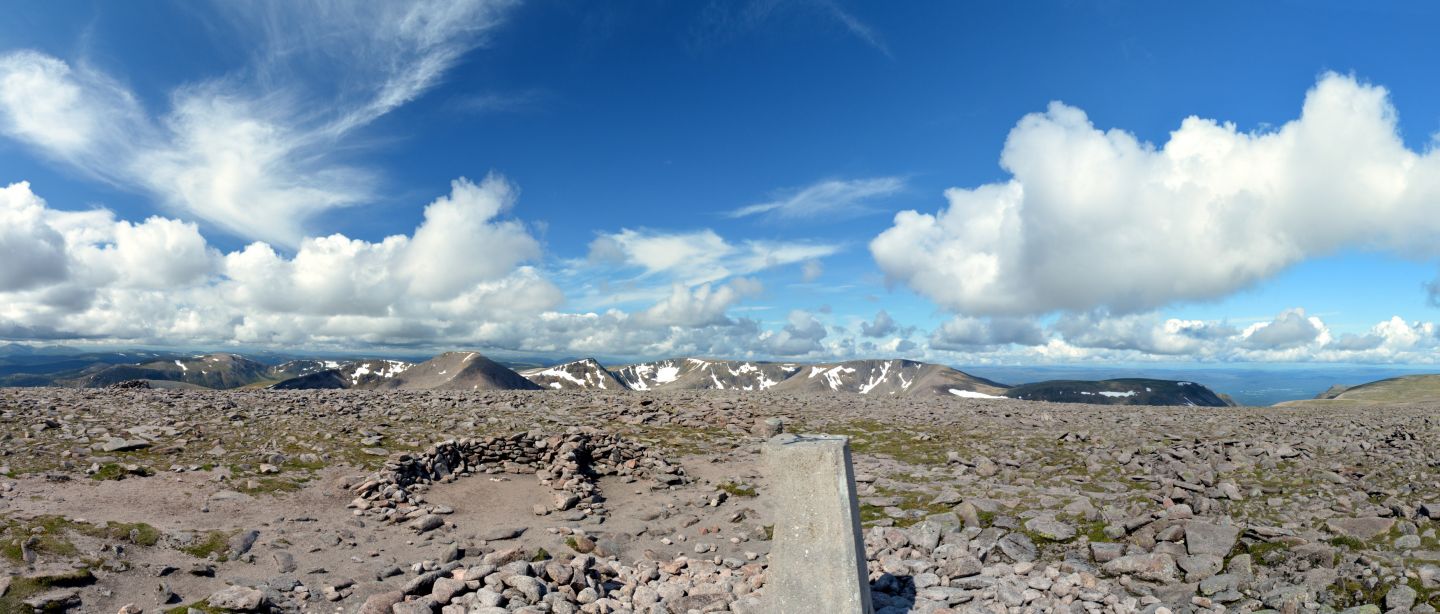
[0,182,70,291]
[1241,308,1325,350]
[801,259,824,282]
[585,228,840,288]
[0,52,147,168]
[859,310,898,338]
[691,0,890,57]
[873,73,1440,317]
[399,174,540,299]
[0,1,516,247]
[0,179,555,346]
[929,316,1045,351]
[762,310,829,356]
[1053,312,1237,356]
[635,279,763,328]
[729,176,904,220]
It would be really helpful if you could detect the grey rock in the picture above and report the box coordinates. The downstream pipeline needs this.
[22,589,81,610]
[409,514,444,533]
[228,529,260,558]
[1090,542,1125,563]
[998,531,1037,562]
[391,597,437,614]
[357,591,403,614]
[208,585,265,611]
[271,550,296,573]
[101,437,151,452]
[1102,553,1177,583]
[430,577,465,604]
[1387,584,1418,610]
[1185,521,1240,556]
[1024,518,1076,542]
[1326,516,1396,541]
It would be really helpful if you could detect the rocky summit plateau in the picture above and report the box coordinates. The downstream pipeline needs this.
[1,380,1438,614]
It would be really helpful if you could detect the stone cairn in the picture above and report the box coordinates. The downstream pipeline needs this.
[346,427,687,525]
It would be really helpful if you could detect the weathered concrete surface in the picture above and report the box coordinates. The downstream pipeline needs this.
[762,434,874,614]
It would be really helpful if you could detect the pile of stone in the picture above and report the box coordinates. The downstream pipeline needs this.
[363,549,766,614]
[106,379,152,390]
[346,428,687,524]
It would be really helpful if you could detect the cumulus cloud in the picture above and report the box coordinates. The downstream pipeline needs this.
[0,179,555,346]
[0,182,70,291]
[929,316,1045,351]
[873,73,1440,317]
[1053,312,1237,356]
[763,310,829,356]
[1241,309,1325,350]
[0,1,516,247]
[398,175,540,299]
[635,279,763,328]
[859,310,899,338]
[729,176,905,220]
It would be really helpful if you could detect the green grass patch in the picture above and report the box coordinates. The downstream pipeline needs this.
[235,475,309,495]
[1328,535,1367,550]
[0,569,95,612]
[717,482,757,498]
[178,530,234,561]
[90,462,153,481]
[1245,540,1291,565]
[1079,520,1109,543]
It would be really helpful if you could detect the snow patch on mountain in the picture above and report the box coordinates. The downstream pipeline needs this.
[951,389,1005,399]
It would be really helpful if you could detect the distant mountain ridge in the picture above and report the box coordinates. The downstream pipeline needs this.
[769,359,1009,397]
[62,353,274,389]
[610,358,801,392]
[1004,378,1232,407]
[1275,373,1440,406]
[521,359,628,390]
[0,348,1237,406]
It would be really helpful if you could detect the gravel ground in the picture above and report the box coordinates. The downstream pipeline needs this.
[1,387,1437,613]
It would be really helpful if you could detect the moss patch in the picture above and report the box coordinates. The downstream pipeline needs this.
[90,462,153,481]
[179,530,234,561]
[717,482,758,498]
[0,569,94,612]
[164,601,227,614]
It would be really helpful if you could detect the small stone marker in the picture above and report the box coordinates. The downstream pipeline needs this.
[762,434,874,614]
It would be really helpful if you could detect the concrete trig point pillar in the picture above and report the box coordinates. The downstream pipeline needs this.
[762,434,874,614]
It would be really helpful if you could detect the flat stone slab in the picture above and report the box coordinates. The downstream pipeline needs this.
[762,434,873,614]
[1326,517,1396,541]
[1185,520,1240,556]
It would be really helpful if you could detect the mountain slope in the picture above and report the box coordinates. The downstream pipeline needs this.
[377,351,541,391]
[612,358,801,391]
[520,359,628,390]
[64,353,272,389]
[1276,374,1440,406]
[269,359,413,390]
[768,359,1009,397]
[1004,378,1231,407]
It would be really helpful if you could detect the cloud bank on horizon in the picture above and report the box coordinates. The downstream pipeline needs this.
[1,2,1438,365]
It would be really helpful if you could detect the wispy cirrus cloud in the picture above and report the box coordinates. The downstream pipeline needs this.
[586,228,841,288]
[690,0,890,57]
[729,176,905,220]
[0,0,518,248]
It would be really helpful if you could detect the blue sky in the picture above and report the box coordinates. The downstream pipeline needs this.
[2,1,1440,365]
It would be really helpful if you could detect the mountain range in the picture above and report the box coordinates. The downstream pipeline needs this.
[0,347,1249,406]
